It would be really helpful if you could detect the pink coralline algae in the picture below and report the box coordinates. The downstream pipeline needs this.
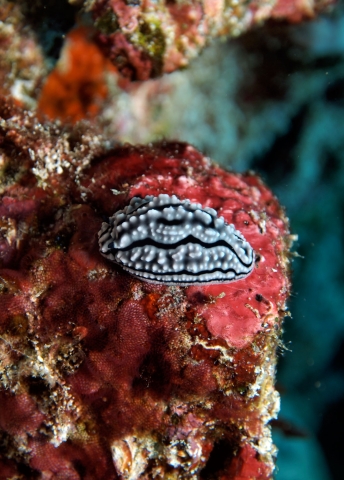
[81,0,335,79]
[0,101,292,479]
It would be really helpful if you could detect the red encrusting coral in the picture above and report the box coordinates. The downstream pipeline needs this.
[0,102,292,478]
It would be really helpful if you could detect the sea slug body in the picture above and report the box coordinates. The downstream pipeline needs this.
[98,194,254,285]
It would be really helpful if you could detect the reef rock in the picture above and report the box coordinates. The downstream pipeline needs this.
[0,2,47,108]
[0,100,292,479]
[82,0,335,79]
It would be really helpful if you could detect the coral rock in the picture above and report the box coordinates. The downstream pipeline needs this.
[82,0,335,79]
[0,2,46,107]
[0,102,292,478]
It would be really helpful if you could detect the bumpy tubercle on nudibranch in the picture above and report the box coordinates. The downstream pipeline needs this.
[98,194,254,285]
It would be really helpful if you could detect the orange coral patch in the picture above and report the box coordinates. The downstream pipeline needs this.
[37,27,116,123]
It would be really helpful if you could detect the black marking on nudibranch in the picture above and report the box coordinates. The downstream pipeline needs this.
[98,194,255,285]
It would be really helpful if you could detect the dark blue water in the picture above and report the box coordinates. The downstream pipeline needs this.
[248,10,344,479]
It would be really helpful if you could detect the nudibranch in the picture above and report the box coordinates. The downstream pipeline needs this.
[98,194,254,285]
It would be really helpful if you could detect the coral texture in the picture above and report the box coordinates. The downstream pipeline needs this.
[0,2,46,108]
[0,100,291,479]
[82,0,335,79]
